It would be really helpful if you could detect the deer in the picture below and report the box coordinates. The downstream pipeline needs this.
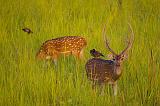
[36,36,87,64]
[85,24,134,96]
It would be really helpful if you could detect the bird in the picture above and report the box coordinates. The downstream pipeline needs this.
[22,28,33,34]
[90,49,104,58]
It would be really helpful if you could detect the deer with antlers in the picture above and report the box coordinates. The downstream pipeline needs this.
[85,24,134,95]
[36,36,87,63]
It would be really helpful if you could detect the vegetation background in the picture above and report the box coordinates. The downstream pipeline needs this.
[0,0,160,105]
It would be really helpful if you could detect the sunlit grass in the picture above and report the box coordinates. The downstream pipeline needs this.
[0,0,160,105]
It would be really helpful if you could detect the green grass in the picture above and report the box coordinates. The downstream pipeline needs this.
[0,0,160,105]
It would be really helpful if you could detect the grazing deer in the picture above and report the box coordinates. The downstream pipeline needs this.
[36,36,87,63]
[85,24,134,95]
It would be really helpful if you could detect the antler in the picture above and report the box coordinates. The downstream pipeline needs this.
[102,24,117,55]
[120,23,134,55]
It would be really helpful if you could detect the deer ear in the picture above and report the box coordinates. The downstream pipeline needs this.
[107,54,114,59]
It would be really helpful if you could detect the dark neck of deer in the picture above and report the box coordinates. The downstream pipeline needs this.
[114,61,122,76]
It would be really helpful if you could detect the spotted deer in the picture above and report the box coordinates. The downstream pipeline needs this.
[36,36,87,63]
[85,24,134,95]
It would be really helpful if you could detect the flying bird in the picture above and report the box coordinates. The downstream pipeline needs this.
[22,28,33,34]
[90,49,104,58]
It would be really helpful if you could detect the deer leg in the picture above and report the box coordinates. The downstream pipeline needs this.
[43,60,49,68]
[72,51,81,60]
[51,53,59,66]
[92,81,96,89]
[79,49,84,59]
[99,83,105,95]
[112,82,118,96]
[92,81,97,96]
[53,59,57,66]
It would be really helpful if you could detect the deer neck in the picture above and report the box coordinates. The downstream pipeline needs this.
[113,61,122,80]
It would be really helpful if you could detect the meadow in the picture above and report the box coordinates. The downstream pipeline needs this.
[0,0,160,105]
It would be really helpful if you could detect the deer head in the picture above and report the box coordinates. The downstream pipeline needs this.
[103,23,134,66]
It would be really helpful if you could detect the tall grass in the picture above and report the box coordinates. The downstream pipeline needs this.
[0,0,160,105]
